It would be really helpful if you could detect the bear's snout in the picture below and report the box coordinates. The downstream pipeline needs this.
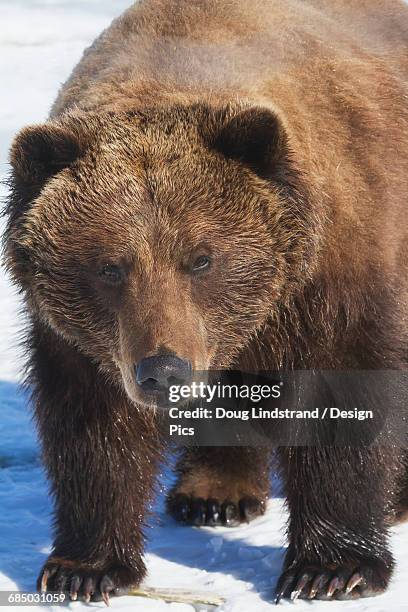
[135,354,192,402]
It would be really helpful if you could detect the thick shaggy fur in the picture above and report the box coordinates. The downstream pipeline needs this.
[3,0,408,603]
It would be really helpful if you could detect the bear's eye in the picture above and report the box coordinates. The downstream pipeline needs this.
[192,255,211,273]
[98,263,124,286]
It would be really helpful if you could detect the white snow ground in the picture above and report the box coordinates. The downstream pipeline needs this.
[0,1,407,611]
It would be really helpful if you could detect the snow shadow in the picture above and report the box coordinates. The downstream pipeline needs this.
[145,463,287,604]
[147,512,286,603]
[0,379,52,593]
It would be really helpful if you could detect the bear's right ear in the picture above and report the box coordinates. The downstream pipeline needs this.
[10,123,83,189]
[7,123,85,224]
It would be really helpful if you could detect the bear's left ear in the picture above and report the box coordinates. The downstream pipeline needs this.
[211,107,289,180]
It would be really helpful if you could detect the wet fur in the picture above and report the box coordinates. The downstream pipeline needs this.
[3,0,408,602]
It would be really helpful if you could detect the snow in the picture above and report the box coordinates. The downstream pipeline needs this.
[0,1,407,611]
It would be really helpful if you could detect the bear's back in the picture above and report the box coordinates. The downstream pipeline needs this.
[51,0,408,116]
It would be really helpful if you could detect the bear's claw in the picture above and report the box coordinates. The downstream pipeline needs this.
[38,558,139,604]
[168,493,264,527]
[274,559,389,603]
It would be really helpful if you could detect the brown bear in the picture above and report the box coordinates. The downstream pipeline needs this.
[3,0,408,604]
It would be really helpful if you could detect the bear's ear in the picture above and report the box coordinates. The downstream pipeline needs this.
[4,123,86,283]
[10,123,83,187]
[212,107,289,180]
[6,123,85,227]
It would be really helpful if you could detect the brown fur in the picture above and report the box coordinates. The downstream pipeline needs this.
[3,0,408,603]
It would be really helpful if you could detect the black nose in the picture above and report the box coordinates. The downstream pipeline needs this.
[135,354,192,393]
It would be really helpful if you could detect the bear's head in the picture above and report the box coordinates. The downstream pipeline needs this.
[4,103,317,406]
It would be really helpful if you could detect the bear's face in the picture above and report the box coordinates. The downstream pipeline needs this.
[5,105,314,406]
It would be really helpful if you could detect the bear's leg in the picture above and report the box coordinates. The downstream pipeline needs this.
[167,447,270,526]
[32,329,163,603]
[275,447,399,602]
[394,455,408,523]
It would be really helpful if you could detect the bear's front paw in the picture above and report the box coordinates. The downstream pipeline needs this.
[37,557,142,604]
[275,557,393,603]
